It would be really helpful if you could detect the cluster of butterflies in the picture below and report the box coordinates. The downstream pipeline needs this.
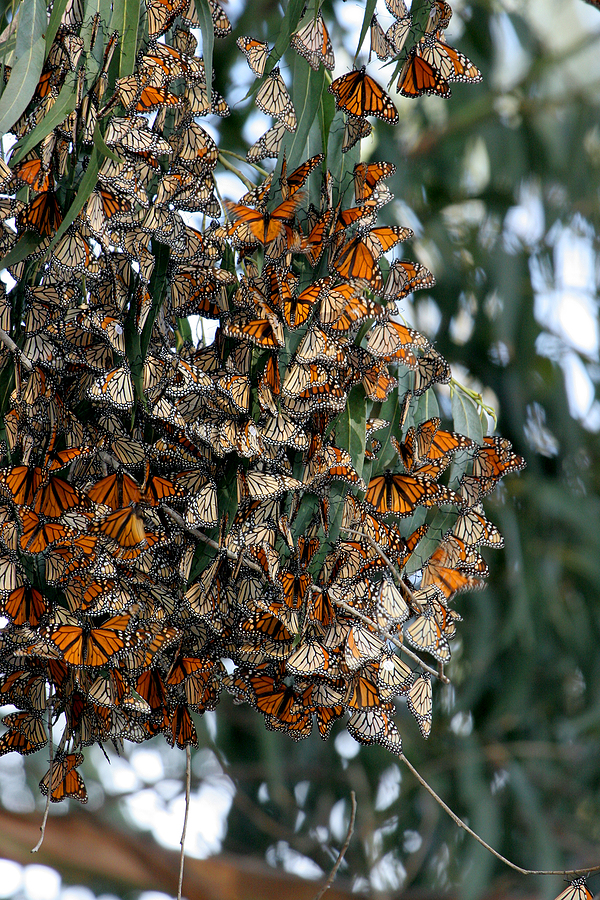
[237,0,481,163]
[0,0,521,806]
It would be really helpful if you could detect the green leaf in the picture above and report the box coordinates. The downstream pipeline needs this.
[451,387,484,444]
[0,34,45,136]
[355,0,378,61]
[0,232,41,272]
[16,0,46,59]
[267,0,305,74]
[48,147,102,250]
[92,124,124,164]
[318,71,335,161]
[283,54,327,173]
[336,385,367,482]
[109,0,140,78]
[413,386,440,423]
[46,0,71,51]
[11,75,79,164]
[194,0,214,105]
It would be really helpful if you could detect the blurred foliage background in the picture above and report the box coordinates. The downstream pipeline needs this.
[2,0,600,898]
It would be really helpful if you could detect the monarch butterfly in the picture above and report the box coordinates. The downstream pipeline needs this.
[45,614,132,667]
[247,121,286,162]
[206,0,231,37]
[420,541,483,599]
[164,703,198,749]
[237,36,269,76]
[19,512,69,554]
[0,711,47,755]
[413,347,451,394]
[365,471,456,517]
[12,156,51,192]
[225,193,303,249]
[145,0,188,37]
[224,314,285,349]
[452,505,504,548]
[367,318,429,358]
[255,67,297,131]
[342,116,372,153]
[344,672,381,709]
[553,879,593,900]
[40,753,87,803]
[332,226,412,291]
[237,469,302,503]
[315,703,344,740]
[347,705,402,753]
[184,481,218,528]
[426,0,453,34]
[18,191,62,237]
[383,258,436,300]
[0,466,47,507]
[377,578,410,625]
[87,365,134,411]
[345,625,385,671]
[407,673,432,738]
[94,506,153,556]
[472,436,526,479]
[405,603,451,663]
[290,12,335,71]
[386,17,411,54]
[280,154,324,198]
[378,652,412,698]
[418,34,482,83]
[353,161,396,203]
[385,0,409,17]
[33,477,88,518]
[329,67,399,123]
[397,51,451,98]
[370,15,394,61]
[286,640,331,677]
[362,361,398,401]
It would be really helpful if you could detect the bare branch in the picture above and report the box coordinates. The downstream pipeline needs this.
[177,745,192,900]
[313,792,357,900]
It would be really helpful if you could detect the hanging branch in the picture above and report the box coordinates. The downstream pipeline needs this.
[32,705,53,853]
[177,745,192,900]
[313,792,357,900]
[0,328,32,370]
[399,753,600,878]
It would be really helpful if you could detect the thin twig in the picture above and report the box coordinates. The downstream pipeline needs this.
[162,507,266,579]
[331,596,447,683]
[217,153,254,191]
[32,706,53,853]
[313,791,357,900]
[219,148,269,178]
[399,753,600,877]
[0,328,33,370]
[177,745,192,900]
[340,526,417,605]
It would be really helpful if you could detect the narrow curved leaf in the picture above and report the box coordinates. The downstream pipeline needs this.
[452,387,484,444]
[48,148,101,250]
[110,0,141,77]
[0,37,45,136]
[194,0,214,104]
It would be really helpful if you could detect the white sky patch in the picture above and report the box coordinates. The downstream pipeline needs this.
[265,842,323,880]
[23,866,61,900]
[125,772,235,859]
[504,179,545,251]
[374,765,401,811]
[0,860,22,897]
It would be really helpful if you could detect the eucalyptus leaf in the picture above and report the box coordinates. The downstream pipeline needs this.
[451,387,484,444]
[110,0,141,77]
[48,148,102,250]
[194,0,214,104]
[0,36,45,136]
